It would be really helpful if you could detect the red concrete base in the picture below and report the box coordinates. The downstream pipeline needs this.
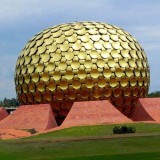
[130,98,160,123]
[61,100,132,127]
[0,104,57,131]
[0,107,8,121]
[0,129,31,140]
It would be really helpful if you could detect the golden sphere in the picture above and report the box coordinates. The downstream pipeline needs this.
[15,22,150,124]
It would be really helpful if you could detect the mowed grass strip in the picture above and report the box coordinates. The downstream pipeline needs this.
[27,123,160,140]
[1,123,160,160]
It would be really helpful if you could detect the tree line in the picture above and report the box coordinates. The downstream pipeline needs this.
[0,98,20,108]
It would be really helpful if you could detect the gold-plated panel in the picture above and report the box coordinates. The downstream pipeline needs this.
[91,69,99,78]
[47,81,56,91]
[36,63,44,73]
[108,59,116,67]
[37,82,45,92]
[60,44,69,51]
[41,72,50,82]
[103,69,111,78]
[29,83,36,92]
[46,62,55,72]
[41,54,50,62]
[72,42,81,50]
[48,46,57,53]
[60,81,68,90]
[97,60,105,68]
[65,52,74,60]
[71,61,80,69]
[32,73,40,83]
[15,21,150,121]
[73,80,81,89]
[115,68,123,77]
[78,52,87,60]
[86,79,94,88]
[59,62,67,70]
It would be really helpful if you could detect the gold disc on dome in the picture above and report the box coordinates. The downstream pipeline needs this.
[29,83,36,92]
[78,51,87,59]
[124,87,131,96]
[90,50,98,58]
[68,90,76,100]
[72,80,81,89]
[60,44,69,51]
[59,62,67,70]
[28,65,35,74]
[41,72,50,82]
[108,59,116,68]
[101,50,110,59]
[113,88,122,97]
[41,54,50,63]
[32,73,40,83]
[65,52,74,60]
[84,60,93,69]
[46,62,55,72]
[119,59,127,67]
[59,80,68,90]
[65,70,74,80]
[47,81,56,91]
[38,46,46,54]
[71,61,80,69]
[97,60,105,68]
[98,78,106,88]
[84,42,93,50]
[104,88,112,97]
[80,35,90,42]
[85,79,94,88]
[109,78,118,87]
[37,82,45,92]
[120,78,128,87]
[32,55,40,64]
[115,68,123,77]
[91,69,99,78]
[78,70,86,79]
[110,50,119,58]
[48,45,57,53]
[36,63,44,73]
[103,69,112,78]
[72,42,81,50]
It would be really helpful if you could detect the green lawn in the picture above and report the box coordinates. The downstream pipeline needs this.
[1,123,160,160]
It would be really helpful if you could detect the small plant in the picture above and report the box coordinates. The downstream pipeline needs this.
[113,125,136,134]
[27,128,37,134]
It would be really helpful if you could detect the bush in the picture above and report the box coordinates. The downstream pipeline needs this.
[27,128,37,134]
[113,125,136,134]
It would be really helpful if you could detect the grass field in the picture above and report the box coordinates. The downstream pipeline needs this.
[1,123,160,160]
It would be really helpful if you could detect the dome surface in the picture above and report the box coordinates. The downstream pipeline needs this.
[15,21,150,124]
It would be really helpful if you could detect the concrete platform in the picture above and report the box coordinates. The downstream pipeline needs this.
[0,107,8,121]
[130,98,160,123]
[61,100,132,127]
[0,104,57,131]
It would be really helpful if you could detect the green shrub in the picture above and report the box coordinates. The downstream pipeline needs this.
[113,125,136,134]
[27,128,37,134]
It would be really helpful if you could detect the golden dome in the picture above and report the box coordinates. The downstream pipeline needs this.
[15,21,150,124]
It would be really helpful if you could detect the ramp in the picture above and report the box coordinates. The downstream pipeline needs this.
[61,100,132,127]
[130,98,160,122]
[0,104,57,131]
[0,107,8,121]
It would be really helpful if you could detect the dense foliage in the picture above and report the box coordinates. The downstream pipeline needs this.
[148,91,160,97]
[113,125,136,134]
[0,98,19,107]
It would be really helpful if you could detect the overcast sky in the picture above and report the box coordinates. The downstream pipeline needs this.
[0,0,160,100]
